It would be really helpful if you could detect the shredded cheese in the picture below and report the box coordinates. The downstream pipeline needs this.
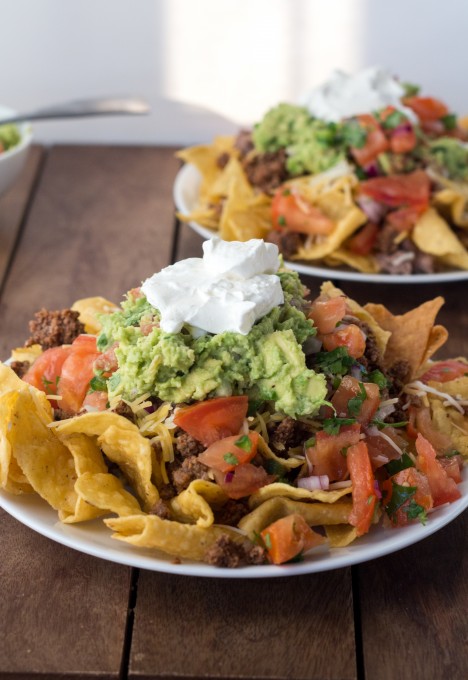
[405,380,465,414]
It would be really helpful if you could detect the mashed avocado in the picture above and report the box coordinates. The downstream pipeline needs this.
[428,138,468,182]
[252,103,346,176]
[98,270,327,418]
[0,124,21,153]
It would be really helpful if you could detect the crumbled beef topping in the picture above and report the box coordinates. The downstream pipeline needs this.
[54,408,72,422]
[149,499,173,520]
[241,148,288,194]
[387,360,411,397]
[268,416,308,453]
[234,130,254,158]
[9,360,30,378]
[174,431,204,458]
[169,456,211,494]
[204,534,266,567]
[216,152,230,169]
[112,400,136,423]
[214,499,250,527]
[26,308,85,350]
[266,229,304,259]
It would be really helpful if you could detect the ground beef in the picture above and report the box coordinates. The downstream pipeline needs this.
[54,408,72,421]
[214,499,250,527]
[9,360,30,378]
[360,325,384,373]
[174,431,204,458]
[374,224,400,256]
[26,308,85,350]
[204,534,266,568]
[149,499,172,519]
[268,416,308,453]
[376,250,415,275]
[234,130,254,158]
[158,483,177,501]
[112,400,136,423]
[242,148,288,194]
[169,456,211,494]
[387,360,411,397]
[266,229,304,259]
[216,152,230,169]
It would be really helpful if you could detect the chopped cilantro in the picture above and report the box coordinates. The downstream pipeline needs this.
[264,459,287,477]
[97,333,109,352]
[385,452,414,475]
[247,398,264,417]
[286,551,305,564]
[445,449,460,458]
[340,446,349,457]
[314,346,355,376]
[223,452,239,466]
[41,377,53,388]
[367,369,388,390]
[384,481,417,521]
[441,113,457,131]
[402,82,420,97]
[282,188,291,197]
[323,417,356,435]
[403,500,427,524]
[355,166,367,180]
[304,436,316,449]
[372,419,408,430]
[89,375,108,393]
[366,494,374,505]
[277,215,286,226]
[234,435,252,452]
[263,532,272,550]
[347,382,367,417]
[381,110,406,130]
[342,120,368,148]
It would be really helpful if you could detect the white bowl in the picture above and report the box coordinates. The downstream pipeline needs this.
[0,106,33,197]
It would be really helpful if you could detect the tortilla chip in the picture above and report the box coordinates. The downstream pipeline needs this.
[10,345,42,364]
[248,481,352,509]
[176,136,237,202]
[257,434,304,469]
[239,497,352,538]
[170,479,228,528]
[52,412,158,511]
[364,297,447,380]
[71,297,119,334]
[324,249,379,274]
[105,514,243,561]
[434,188,468,229]
[320,281,391,356]
[412,208,468,269]
[325,525,358,547]
[75,472,142,517]
[219,175,272,241]
[0,391,34,494]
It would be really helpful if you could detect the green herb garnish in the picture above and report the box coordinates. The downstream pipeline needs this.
[89,375,108,393]
[441,113,457,131]
[323,417,356,435]
[347,382,367,417]
[372,419,408,430]
[342,120,368,148]
[367,369,388,390]
[314,347,355,376]
[234,435,252,452]
[223,452,239,466]
[385,452,414,475]
[381,110,406,130]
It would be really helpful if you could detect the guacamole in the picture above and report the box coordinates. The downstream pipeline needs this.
[0,124,21,153]
[98,269,327,418]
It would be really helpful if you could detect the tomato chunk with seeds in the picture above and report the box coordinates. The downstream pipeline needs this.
[351,114,389,167]
[308,295,347,335]
[306,424,361,482]
[420,360,468,383]
[271,188,335,235]
[415,434,461,506]
[23,346,72,395]
[322,324,366,359]
[347,442,377,536]
[174,396,249,447]
[381,467,433,527]
[213,464,273,499]
[261,514,327,565]
[331,376,380,425]
[359,170,430,208]
[198,432,259,473]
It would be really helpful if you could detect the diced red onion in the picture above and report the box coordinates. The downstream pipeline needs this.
[362,162,380,179]
[224,471,234,483]
[373,480,382,499]
[392,123,413,135]
[356,194,385,222]
[298,475,329,491]
[373,402,396,421]
[144,404,157,414]
[350,364,364,380]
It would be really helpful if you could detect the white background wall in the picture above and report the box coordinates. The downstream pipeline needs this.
[2,0,467,146]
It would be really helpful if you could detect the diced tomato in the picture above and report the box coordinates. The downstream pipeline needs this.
[261,514,327,565]
[381,467,433,527]
[386,205,427,232]
[308,294,347,334]
[331,376,380,425]
[213,463,273,500]
[351,114,389,167]
[198,432,259,473]
[347,222,379,256]
[81,390,109,412]
[322,324,366,359]
[439,457,462,484]
[359,170,430,208]
[406,405,419,439]
[23,346,72,396]
[410,406,452,453]
[347,441,377,536]
[415,434,461,506]
[365,426,407,469]
[94,342,119,375]
[306,423,361,482]
[58,339,101,414]
[271,188,335,236]
[403,96,449,122]
[174,396,248,447]
[420,360,468,383]
[389,128,417,154]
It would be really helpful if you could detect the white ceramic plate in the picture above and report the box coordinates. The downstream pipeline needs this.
[1,468,466,578]
[173,163,468,284]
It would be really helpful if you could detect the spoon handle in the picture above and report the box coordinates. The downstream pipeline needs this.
[0,97,150,125]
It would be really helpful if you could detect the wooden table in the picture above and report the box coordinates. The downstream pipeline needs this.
[0,145,467,680]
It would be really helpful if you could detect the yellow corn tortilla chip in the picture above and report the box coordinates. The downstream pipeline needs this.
[71,297,119,335]
[52,412,158,511]
[176,136,237,202]
[239,496,352,538]
[209,156,252,201]
[10,344,42,364]
[170,479,228,528]
[6,390,77,516]
[324,249,379,274]
[75,472,142,517]
[325,525,358,548]
[320,281,391,356]
[257,434,304,469]
[219,178,272,241]
[434,188,468,228]
[176,207,220,231]
[412,208,468,270]
[0,391,34,494]
[248,481,352,509]
[429,400,468,458]
[105,514,243,561]
[364,297,447,380]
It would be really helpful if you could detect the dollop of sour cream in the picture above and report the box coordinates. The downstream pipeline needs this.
[141,238,284,335]
[301,66,417,123]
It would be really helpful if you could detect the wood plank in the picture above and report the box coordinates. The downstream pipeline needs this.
[130,571,356,680]
[0,144,180,356]
[358,511,468,680]
[0,145,44,287]
[0,510,131,679]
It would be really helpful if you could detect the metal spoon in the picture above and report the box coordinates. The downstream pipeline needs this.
[0,97,150,125]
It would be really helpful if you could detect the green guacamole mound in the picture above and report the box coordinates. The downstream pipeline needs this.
[252,103,346,176]
[98,270,327,418]
[428,137,468,182]
[0,124,21,153]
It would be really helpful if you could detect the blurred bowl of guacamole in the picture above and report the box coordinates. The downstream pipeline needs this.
[0,106,33,198]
